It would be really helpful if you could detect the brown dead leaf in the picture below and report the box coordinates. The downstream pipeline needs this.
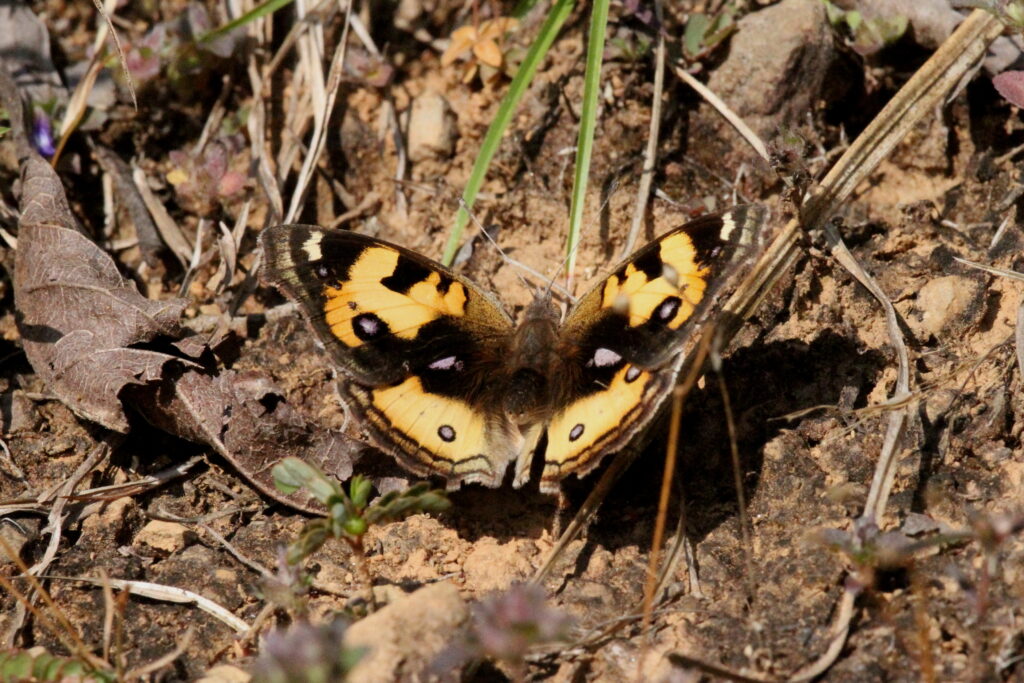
[131,368,365,513]
[13,158,190,432]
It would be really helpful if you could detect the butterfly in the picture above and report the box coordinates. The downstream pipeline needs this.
[259,206,765,494]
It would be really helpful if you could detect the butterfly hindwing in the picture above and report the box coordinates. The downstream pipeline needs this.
[539,206,766,490]
[340,376,519,487]
[260,225,519,487]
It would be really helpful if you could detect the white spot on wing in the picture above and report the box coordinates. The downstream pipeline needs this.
[591,347,622,367]
[302,233,323,260]
[428,355,464,371]
[719,213,737,241]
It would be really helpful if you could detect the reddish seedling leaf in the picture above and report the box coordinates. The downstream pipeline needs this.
[993,70,1024,108]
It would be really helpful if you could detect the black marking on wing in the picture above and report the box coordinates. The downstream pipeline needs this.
[626,246,665,280]
[382,254,433,293]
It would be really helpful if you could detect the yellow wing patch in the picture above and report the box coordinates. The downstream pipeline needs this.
[600,231,708,330]
[342,375,522,487]
[542,364,653,479]
[322,246,468,347]
[370,376,487,463]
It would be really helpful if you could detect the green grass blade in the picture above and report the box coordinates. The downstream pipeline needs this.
[197,0,295,44]
[441,0,576,266]
[565,0,610,279]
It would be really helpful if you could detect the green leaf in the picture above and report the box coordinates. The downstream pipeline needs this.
[196,0,295,45]
[683,13,709,58]
[365,484,451,524]
[272,457,342,504]
[288,519,330,565]
[1009,2,1024,27]
[564,0,611,276]
[821,0,846,26]
[343,516,368,537]
[273,457,315,490]
[349,475,373,509]
[329,500,350,526]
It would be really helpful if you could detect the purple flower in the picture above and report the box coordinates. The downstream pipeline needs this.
[32,110,55,157]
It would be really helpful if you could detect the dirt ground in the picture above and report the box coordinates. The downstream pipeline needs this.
[2,0,1024,680]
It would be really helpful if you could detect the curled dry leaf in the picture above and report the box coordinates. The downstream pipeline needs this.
[14,154,189,432]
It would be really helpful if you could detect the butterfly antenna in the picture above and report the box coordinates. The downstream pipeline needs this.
[541,175,626,300]
[457,197,573,299]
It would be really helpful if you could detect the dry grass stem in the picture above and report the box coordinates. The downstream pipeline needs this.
[673,65,769,163]
[621,0,667,258]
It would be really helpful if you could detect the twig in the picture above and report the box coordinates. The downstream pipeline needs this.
[30,441,112,575]
[639,325,716,632]
[44,576,251,634]
[284,0,353,223]
[825,219,911,522]
[133,166,193,267]
[124,628,195,679]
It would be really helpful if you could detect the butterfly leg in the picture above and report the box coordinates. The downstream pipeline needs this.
[551,488,570,539]
[511,423,545,488]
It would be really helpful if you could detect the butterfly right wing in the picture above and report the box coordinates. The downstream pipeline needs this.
[538,206,766,491]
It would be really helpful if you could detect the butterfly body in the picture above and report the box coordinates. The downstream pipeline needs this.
[260,206,765,493]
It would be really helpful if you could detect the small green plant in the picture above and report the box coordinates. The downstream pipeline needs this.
[682,6,739,62]
[958,0,1024,29]
[822,1,908,56]
[0,648,116,683]
[815,512,1024,613]
[272,458,450,595]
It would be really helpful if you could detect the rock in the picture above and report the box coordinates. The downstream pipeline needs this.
[407,92,458,162]
[462,538,533,591]
[694,0,836,161]
[343,581,469,683]
[1,390,42,434]
[80,497,136,544]
[0,520,31,566]
[195,665,250,683]
[905,275,983,340]
[134,520,189,553]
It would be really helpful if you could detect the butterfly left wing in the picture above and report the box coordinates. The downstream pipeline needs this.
[538,206,766,492]
[260,224,521,488]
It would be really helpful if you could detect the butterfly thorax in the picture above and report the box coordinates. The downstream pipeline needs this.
[502,294,562,424]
